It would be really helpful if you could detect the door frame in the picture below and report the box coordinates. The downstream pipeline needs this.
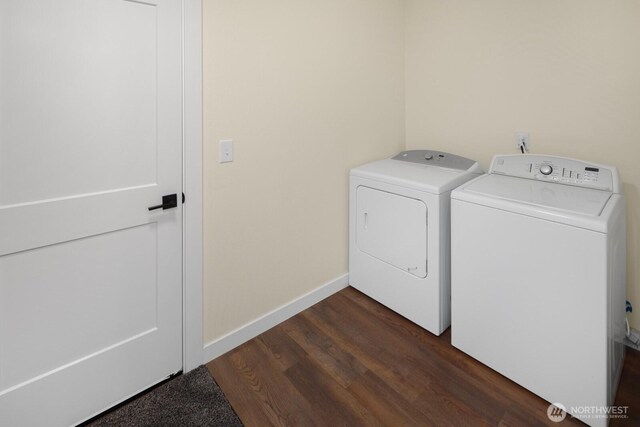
[182,0,203,372]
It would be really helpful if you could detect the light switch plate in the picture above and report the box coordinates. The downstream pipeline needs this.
[219,139,233,163]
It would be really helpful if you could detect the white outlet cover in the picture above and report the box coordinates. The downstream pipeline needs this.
[219,139,233,163]
[516,132,530,151]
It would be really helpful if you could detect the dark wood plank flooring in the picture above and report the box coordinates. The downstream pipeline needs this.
[207,287,640,426]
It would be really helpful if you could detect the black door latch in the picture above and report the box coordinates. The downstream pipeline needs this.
[148,194,178,211]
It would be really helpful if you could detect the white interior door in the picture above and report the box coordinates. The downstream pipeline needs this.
[0,0,183,425]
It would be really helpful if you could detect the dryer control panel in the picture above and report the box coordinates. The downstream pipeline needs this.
[489,154,620,193]
[392,150,482,172]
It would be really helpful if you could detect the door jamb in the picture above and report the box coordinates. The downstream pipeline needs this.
[182,0,203,372]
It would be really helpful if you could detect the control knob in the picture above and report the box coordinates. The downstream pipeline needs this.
[540,164,553,175]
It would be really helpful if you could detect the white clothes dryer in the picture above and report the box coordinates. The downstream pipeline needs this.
[451,154,626,427]
[349,150,482,335]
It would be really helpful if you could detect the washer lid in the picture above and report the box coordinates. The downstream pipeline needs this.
[463,174,612,216]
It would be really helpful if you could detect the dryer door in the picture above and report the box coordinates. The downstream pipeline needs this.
[356,186,427,278]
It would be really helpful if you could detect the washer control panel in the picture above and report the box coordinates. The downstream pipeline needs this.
[489,154,619,193]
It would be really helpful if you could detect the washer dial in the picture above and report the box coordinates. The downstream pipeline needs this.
[540,164,553,175]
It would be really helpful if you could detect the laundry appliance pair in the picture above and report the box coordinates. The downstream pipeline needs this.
[350,151,626,427]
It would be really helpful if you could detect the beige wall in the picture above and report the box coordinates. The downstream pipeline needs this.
[405,0,640,327]
[202,0,405,343]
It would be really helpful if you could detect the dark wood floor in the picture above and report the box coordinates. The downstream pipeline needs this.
[207,287,640,426]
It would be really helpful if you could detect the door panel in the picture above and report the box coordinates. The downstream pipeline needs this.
[0,0,183,425]
[356,186,428,278]
[0,0,158,206]
[0,224,158,390]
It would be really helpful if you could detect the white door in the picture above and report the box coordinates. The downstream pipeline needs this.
[0,0,183,425]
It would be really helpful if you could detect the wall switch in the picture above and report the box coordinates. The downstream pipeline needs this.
[219,139,233,163]
[516,132,530,153]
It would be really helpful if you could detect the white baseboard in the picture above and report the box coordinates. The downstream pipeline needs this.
[203,273,349,363]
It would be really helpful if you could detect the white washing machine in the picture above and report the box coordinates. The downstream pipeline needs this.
[451,154,626,427]
[349,150,482,335]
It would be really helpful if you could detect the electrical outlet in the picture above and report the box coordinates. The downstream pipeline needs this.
[516,132,530,153]
[219,139,233,163]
